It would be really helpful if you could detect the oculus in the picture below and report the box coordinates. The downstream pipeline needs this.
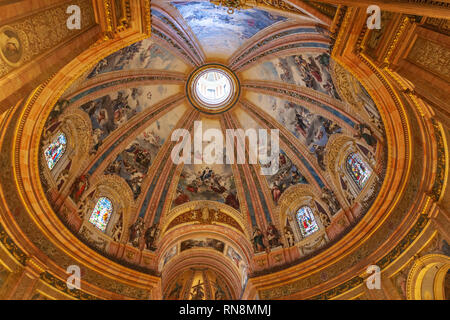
[186,64,240,114]
[196,71,231,105]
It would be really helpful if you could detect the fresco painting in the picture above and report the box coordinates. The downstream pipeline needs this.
[104,104,187,199]
[245,92,343,170]
[226,245,248,288]
[173,162,239,209]
[162,245,178,268]
[79,84,181,152]
[172,1,286,57]
[88,40,188,78]
[180,238,225,253]
[233,108,308,203]
[172,118,240,210]
[267,150,308,204]
[242,53,340,99]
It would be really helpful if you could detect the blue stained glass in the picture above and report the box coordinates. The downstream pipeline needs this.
[89,197,113,232]
[346,152,372,189]
[296,206,319,237]
[44,133,67,170]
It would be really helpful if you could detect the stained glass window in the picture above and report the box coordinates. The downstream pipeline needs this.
[296,206,319,237]
[346,152,372,189]
[44,133,67,170]
[89,197,113,232]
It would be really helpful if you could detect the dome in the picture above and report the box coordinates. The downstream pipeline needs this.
[38,2,387,295]
[1,0,447,301]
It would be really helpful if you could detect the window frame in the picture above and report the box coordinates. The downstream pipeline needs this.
[88,197,114,232]
[44,132,67,171]
[345,151,372,191]
[296,205,320,238]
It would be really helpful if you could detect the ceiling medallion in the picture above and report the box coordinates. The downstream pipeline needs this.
[186,64,240,114]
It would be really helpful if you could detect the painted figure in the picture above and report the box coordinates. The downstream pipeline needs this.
[252,227,266,252]
[70,174,89,203]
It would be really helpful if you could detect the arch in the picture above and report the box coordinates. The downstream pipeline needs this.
[158,226,250,299]
[157,224,253,273]
[406,254,450,300]
[160,200,249,238]
[277,184,329,255]
[325,134,379,209]
[76,174,136,242]
[162,253,241,300]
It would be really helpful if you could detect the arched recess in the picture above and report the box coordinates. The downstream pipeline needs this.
[325,134,380,217]
[156,225,253,294]
[162,252,241,300]
[406,254,450,300]
[229,22,330,70]
[40,108,92,201]
[277,184,332,255]
[75,174,136,247]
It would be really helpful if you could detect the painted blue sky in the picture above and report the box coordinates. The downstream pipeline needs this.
[171,1,287,57]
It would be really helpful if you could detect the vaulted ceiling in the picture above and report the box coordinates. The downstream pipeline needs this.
[34,1,389,299]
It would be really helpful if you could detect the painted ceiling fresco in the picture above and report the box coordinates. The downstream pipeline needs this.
[173,118,240,210]
[104,103,187,199]
[78,84,182,150]
[88,40,189,78]
[242,52,340,99]
[245,92,345,147]
[37,1,388,296]
[171,1,287,58]
[233,107,309,203]
[241,91,346,174]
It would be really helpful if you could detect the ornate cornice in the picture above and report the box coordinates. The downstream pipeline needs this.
[430,119,447,202]
[40,271,100,300]
[0,222,28,266]
[163,201,246,235]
